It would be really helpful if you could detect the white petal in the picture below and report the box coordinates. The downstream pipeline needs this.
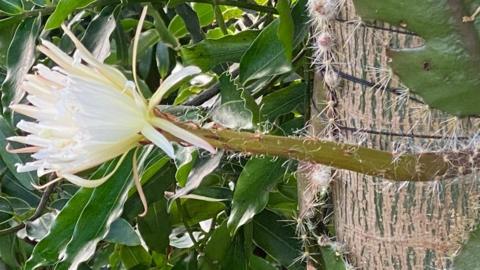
[38,41,110,85]
[35,64,67,87]
[10,104,55,120]
[61,24,128,89]
[59,151,129,188]
[16,162,40,173]
[150,118,216,154]
[8,135,51,147]
[148,66,201,110]
[23,80,57,102]
[56,135,141,174]
[141,124,175,158]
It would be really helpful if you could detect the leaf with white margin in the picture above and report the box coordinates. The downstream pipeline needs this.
[148,65,201,109]
[1,16,40,115]
[25,151,134,269]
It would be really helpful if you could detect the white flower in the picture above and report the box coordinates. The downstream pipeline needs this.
[7,25,215,188]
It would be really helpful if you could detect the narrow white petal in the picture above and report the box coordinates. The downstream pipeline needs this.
[10,104,55,120]
[35,64,67,87]
[150,117,216,154]
[26,95,53,109]
[37,42,74,71]
[16,162,40,173]
[7,135,51,147]
[23,80,57,102]
[141,124,175,158]
[148,66,201,110]
[61,24,128,89]
[60,173,111,188]
[57,135,141,174]
[59,151,129,188]
[38,42,111,85]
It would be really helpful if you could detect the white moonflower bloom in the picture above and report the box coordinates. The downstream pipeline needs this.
[7,25,215,188]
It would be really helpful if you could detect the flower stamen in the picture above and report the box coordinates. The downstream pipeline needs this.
[6,143,40,154]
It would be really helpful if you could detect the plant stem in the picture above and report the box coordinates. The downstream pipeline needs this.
[0,183,55,236]
[162,119,474,182]
[175,200,202,252]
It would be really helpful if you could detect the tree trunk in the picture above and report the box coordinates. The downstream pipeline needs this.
[308,1,480,269]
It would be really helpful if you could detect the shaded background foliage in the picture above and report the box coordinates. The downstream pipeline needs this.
[0,0,347,269]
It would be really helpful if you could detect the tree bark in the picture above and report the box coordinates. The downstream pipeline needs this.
[310,1,480,269]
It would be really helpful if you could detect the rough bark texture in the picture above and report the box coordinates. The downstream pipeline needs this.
[311,1,480,269]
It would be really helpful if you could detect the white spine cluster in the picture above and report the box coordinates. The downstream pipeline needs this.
[292,0,348,265]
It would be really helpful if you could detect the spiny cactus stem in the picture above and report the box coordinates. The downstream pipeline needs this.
[162,121,475,182]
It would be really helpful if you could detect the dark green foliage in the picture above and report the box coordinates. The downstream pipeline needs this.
[354,0,480,116]
[0,0,316,269]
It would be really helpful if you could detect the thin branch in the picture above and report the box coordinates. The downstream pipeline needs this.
[0,183,56,236]
[175,200,202,252]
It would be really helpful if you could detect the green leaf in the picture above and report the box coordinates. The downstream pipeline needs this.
[239,0,308,84]
[227,157,286,234]
[155,42,173,79]
[148,5,179,48]
[174,147,198,187]
[0,234,19,268]
[55,160,135,269]
[123,156,174,220]
[0,196,13,226]
[260,82,306,121]
[180,30,259,71]
[0,117,38,189]
[170,199,225,227]
[172,252,198,270]
[25,152,134,269]
[119,245,152,269]
[319,246,347,270]
[199,224,251,270]
[250,256,277,270]
[0,0,23,15]
[200,220,232,269]
[253,210,303,270]
[25,186,93,269]
[80,5,116,61]
[213,73,259,130]
[133,29,161,60]
[172,151,223,200]
[239,20,291,84]
[138,200,171,254]
[1,16,41,118]
[44,0,95,30]
[267,192,296,216]
[453,225,480,269]
[24,212,57,242]
[2,172,41,205]
[105,218,141,246]
[181,186,232,202]
[276,0,293,61]
[291,0,309,48]
[354,0,480,116]
[221,230,249,270]
[0,17,22,66]
[169,3,211,41]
